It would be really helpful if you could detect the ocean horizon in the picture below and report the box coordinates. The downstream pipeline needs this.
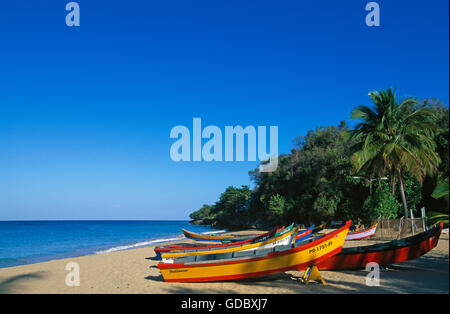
[0,220,220,269]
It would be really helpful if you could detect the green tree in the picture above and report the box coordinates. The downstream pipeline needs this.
[189,93,447,230]
[361,184,400,225]
[210,185,252,229]
[250,124,353,226]
[432,178,449,200]
[268,194,291,225]
[400,175,422,215]
[349,88,440,218]
[428,177,449,226]
[420,100,449,213]
[189,204,214,224]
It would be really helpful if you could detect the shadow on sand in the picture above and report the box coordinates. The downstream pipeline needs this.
[0,271,48,294]
[144,257,449,294]
[144,273,166,282]
[145,256,159,261]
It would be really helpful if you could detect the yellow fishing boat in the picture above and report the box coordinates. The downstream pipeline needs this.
[160,224,299,262]
[157,221,351,282]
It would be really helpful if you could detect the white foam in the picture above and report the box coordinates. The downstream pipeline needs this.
[94,229,225,254]
[95,237,181,254]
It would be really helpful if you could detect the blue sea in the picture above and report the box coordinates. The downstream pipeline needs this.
[0,221,219,269]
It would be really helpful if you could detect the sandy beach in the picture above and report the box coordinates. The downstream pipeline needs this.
[0,230,448,294]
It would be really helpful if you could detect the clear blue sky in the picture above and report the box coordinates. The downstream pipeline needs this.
[0,0,448,220]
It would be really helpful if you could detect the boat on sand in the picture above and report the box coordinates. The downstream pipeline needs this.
[181,229,268,242]
[154,225,315,259]
[345,223,378,240]
[160,224,299,262]
[157,221,351,282]
[300,222,444,270]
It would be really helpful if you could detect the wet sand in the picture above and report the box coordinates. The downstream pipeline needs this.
[0,230,448,294]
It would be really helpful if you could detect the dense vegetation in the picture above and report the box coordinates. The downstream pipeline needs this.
[190,90,449,230]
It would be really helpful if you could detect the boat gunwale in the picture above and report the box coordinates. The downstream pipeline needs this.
[347,223,378,235]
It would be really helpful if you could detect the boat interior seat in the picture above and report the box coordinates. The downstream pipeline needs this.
[273,243,295,252]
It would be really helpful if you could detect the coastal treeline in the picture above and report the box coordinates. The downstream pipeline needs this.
[190,89,449,230]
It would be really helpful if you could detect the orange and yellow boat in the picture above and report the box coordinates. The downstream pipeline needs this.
[157,221,351,282]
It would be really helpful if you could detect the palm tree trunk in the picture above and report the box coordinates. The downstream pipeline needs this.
[391,169,396,194]
[397,171,408,218]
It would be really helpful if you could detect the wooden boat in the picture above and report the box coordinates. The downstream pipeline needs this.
[312,223,326,233]
[157,221,351,282]
[294,224,314,243]
[302,222,444,271]
[345,223,378,240]
[154,225,315,260]
[181,227,284,242]
[160,224,299,262]
[155,227,279,260]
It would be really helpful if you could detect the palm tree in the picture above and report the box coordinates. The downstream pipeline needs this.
[427,177,449,226]
[432,177,449,201]
[348,88,441,218]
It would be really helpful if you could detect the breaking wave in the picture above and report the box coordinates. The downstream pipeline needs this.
[94,229,225,254]
[95,237,182,254]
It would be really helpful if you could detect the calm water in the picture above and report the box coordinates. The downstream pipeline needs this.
[0,221,219,268]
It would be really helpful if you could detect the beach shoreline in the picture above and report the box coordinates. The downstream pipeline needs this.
[0,230,448,294]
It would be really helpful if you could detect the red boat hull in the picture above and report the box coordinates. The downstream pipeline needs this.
[300,222,443,271]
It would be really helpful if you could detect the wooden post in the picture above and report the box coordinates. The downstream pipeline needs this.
[387,219,390,239]
[421,207,426,231]
[398,217,404,239]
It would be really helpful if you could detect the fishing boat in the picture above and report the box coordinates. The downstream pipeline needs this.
[181,227,284,242]
[302,222,444,271]
[155,227,279,260]
[154,225,315,260]
[157,221,351,282]
[160,224,299,262]
[294,224,314,243]
[312,223,326,233]
[345,223,378,240]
